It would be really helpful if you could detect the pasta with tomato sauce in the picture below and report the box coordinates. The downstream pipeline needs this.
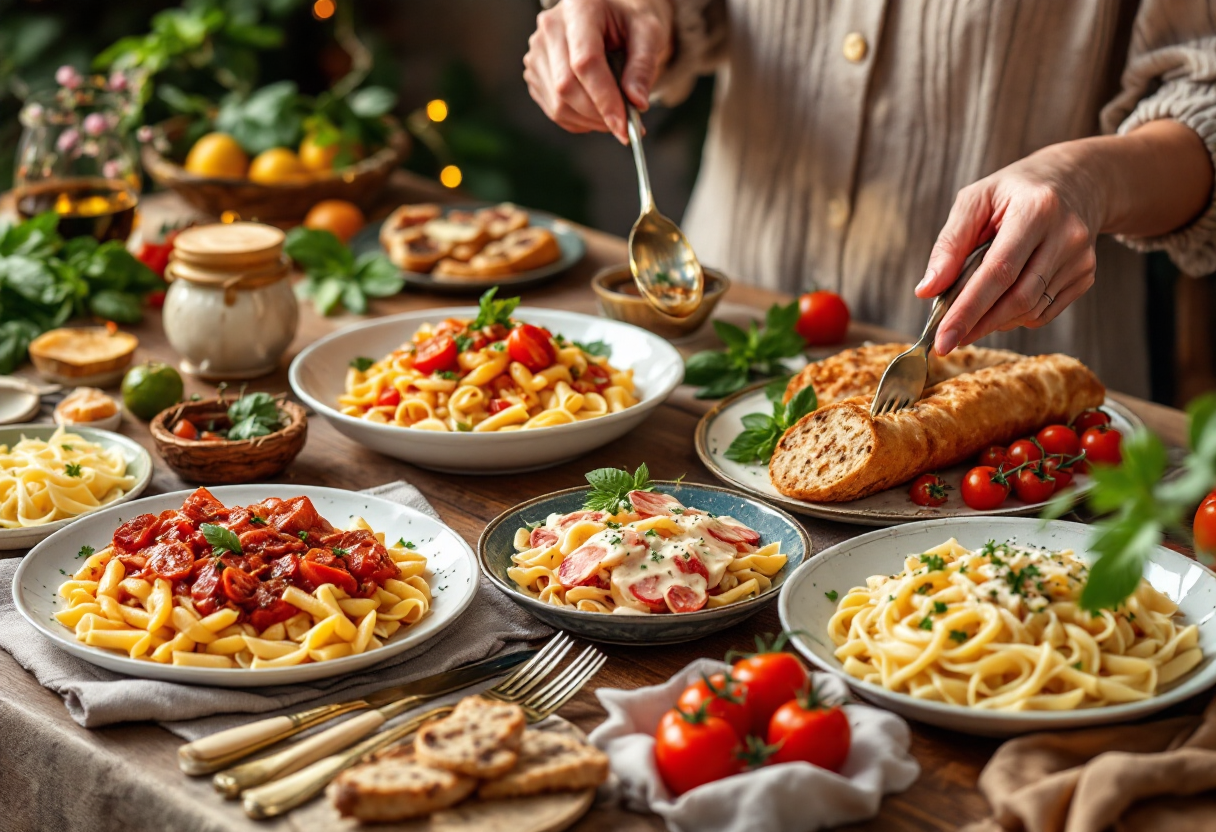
[54,487,430,669]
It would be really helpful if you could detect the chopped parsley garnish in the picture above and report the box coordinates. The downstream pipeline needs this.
[933,601,948,614]
[350,356,375,372]
[437,370,459,381]
[670,507,685,515]
[959,564,968,574]
[58,568,67,575]
[454,334,474,353]
[574,340,612,358]
[582,463,653,514]
[64,462,82,478]
[918,617,934,630]
[250,515,267,526]
[298,531,308,540]
[201,523,242,556]
[919,554,946,572]
[608,536,622,546]
[1072,661,1084,670]
[915,584,931,595]
[824,590,838,602]
[654,271,673,286]
[1004,564,1042,597]
[491,341,506,352]
[606,520,622,529]
[644,529,658,538]
[397,539,416,549]
[61,444,73,451]
[650,551,662,562]
[949,630,968,643]
[455,421,472,431]
[332,547,351,557]
[77,545,94,559]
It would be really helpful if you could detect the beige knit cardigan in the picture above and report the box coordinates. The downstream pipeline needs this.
[543,0,1216,396]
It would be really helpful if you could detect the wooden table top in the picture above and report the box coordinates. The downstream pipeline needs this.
[0,172,1193,832]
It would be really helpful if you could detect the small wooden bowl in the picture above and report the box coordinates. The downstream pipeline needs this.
[150,399,307,484]
[591,264,729,342]
[142,117,411,224]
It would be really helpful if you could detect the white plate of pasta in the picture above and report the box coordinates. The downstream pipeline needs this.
[288,291,683,473]
[12,485,478,686]
[778,517,1216,736]
[0,424,152,550]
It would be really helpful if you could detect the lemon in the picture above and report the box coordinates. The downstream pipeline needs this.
[248,147,308,185]
[183,133,249,179]
[122,362,184,420]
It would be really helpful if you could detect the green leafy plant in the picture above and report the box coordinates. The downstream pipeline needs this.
[471,287,520,330]
[201,522,242,556]
[684,302,805,398]
[226,391,284,440]
[725,379,817,464]
[1045,393,1216,610]
[284,227,403,316]
[0,211,161,373]
[583,463,654,514]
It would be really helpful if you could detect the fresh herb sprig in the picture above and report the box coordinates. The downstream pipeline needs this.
[201,523,242,557]
[471,287,520,330]
[1045,393,1216,611]
[285,228,403,316]
[684,302,805,399]
[226,391,285,441]
[583,463,653,514]
[725,379,817,464]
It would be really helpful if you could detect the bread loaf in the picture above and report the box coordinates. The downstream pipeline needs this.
[770,353,1105,502]
[783,344,1023,407]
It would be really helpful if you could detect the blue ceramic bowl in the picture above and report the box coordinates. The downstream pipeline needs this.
[478,481,812,644]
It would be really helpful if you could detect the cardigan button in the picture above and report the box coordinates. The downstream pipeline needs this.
[843,32,869,63]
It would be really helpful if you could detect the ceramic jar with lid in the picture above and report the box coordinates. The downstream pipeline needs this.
[163,222,298,380]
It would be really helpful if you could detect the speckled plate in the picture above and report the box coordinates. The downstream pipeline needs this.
[478,480,810,645]
[695,383,1143,527]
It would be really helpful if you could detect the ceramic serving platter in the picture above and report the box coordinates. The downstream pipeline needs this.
[778,517,1216,736]
[0,423,152,551]
[351,207,586,294]
[696,385,1143,526]
[478,480,810,645]
[12,485,478,687]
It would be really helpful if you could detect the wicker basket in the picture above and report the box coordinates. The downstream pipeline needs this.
[150,398,308,484]
[141,117,410,224]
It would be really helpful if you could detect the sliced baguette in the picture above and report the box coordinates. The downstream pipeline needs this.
[477,730,609,800]
[770,353,1105,502]
[414,696,526,778]
[327,748,477,822]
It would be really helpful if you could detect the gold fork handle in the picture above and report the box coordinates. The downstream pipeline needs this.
[177,701,368,775]
[241,705,455,820]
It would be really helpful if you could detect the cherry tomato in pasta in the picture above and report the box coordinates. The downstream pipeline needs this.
[220,566,259,604]
[488,398,512,414]
[507,324,557,372]
[413,334,458,375]
[375,387,401,408]
[581,363,612,389]
[299,559,358,596]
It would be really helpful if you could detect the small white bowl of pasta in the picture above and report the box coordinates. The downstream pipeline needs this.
[779,517,1216,736]
[12,485,478,686]
[288,305,684,473]
[0,424,152,550]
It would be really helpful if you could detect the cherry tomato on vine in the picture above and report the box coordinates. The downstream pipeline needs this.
[795,291,850,346]
[1194,490,1216,555]
[961,466,1011,511]
[654,706,742,795]
[909,474,949,507]
[976,445,1008,468]
[1006,439,1044,468]
[1072,409,1111,433]
[507,324,557,372]
[731,649,808,734]
[676,673,750,739]
[413,335,458,375]
[1036,425,1080,458]
[1013,464,1056,503]
[766,686,852,772]
[1080,426,1123,466]
[171,418,198,440]
[1041,456,1075,490]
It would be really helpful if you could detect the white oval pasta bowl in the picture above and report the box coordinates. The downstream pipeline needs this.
[0,423,152,551]
[779,517,1216,736]
[288,307,684,474]
[12,485,478,687]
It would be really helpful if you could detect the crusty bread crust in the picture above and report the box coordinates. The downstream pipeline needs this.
[477,730,609,800]
[327,751,476,822]
[414,696,526,778]
[770,354,1105,502]
[783,344,1023,407]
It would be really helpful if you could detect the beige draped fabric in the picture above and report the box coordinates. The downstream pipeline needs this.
[640,0,1216,397]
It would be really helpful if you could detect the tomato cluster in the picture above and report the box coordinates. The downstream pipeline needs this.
[653,645,851,795]
[1194,489,1216,556]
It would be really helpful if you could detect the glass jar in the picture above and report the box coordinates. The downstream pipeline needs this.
[163,222,299,380]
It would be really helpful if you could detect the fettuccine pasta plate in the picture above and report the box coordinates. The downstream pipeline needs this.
[778,517,1216,736]
[0,424,151,550]
[12,485,478,686]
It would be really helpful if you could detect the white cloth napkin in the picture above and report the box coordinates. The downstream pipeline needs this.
[0,481,554,735]
[589,658,920,832]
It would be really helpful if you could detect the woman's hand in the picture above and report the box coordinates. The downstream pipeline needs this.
[916,144,1107,356]
[524,0,674,144]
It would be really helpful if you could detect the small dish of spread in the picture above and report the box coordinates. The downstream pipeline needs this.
[53,387,122,431]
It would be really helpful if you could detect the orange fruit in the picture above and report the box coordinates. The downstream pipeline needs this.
[248,147,308,185]
[303,200,365,243]
[299,133,364,175]
[183,132,249,179]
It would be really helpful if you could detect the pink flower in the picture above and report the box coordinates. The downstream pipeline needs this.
[108,72,128,92]
[21,103,43,125]
[55,65,82,90]
[102,160,124,179]
[136,125,154,143]
[56,128,80,153]
[83,112,108,137]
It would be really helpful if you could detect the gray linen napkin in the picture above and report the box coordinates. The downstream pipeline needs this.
[0,481,553,736]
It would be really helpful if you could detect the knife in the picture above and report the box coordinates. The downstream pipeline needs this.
[177,649,535,777]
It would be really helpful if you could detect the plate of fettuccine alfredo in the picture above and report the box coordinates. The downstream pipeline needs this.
[779,517,1216,736]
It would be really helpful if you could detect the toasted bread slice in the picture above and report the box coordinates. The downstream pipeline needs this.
[415,696,526,778]
[380,203,443,248]
[386,228,451,272]
[477,730,609,800]
[327,748,476,822]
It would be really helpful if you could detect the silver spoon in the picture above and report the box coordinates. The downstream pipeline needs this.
[610,54,704,318]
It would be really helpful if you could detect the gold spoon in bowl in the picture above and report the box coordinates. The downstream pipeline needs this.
[611,54,704,318]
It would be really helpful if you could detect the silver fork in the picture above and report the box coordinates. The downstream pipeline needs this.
[870,241,992,416]
[241,641,607,819]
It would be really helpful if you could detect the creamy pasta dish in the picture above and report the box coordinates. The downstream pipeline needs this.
[55,488,430,669]
[828,539,1202,710]
[509,489,787,614]
[0,427,134,528]
[339,290,637,432]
